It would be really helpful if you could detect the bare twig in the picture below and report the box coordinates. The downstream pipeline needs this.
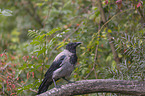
[63,21,84,42]
[84,45,98,79]
[84,67,94,79]
[0,62,11,71]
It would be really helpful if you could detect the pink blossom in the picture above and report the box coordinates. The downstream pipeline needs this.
[105,0,108,5]
[137,2,141,8]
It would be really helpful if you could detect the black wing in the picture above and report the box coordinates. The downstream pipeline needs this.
[44,55,66,76]
[38,55,66,94]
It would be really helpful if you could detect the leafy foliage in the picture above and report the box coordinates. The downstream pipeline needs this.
[0,0,144,95]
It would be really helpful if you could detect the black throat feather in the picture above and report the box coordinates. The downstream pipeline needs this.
[69,54,77,65]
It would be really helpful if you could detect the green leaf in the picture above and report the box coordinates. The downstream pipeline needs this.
[36,3,44,7]
[98,48,103,52]
[28,64,33,68]
[106,55,112,62]
[111,60,116,71]
[30,64,41,72]
[17,88,23,94]
[57,42,68,49]
[18,63,27,70]
[46,27,61,36]
[28,30,38,38]
[108,29,112,33]
[37,47,46,56]
[39,34,46,41]
[30,41,40,45]
[45,65,50,68]
[80,47,86,50]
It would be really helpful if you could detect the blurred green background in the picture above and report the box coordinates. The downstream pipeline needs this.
[0,0,145,95]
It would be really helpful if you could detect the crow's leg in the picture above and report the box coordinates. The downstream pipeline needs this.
[52,78,61,88]
[52,79,57,88]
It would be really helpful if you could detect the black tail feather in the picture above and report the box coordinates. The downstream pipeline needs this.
[37,78,60,94]
[37,78,53,94]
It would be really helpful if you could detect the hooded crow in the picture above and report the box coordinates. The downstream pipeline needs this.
[37,42,81,94]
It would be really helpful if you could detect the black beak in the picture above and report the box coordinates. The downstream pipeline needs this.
[76,42,82,46]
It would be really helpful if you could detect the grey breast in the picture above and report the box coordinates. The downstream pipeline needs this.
[52,50,75,79]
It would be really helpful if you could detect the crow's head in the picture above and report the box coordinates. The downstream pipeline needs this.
[66,42,81,53]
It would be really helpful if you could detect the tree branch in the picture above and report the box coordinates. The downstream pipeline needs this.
[37,79,145,96]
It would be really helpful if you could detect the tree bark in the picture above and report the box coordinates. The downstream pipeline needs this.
[37,79,145,96]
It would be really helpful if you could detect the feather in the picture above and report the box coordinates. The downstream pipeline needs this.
[37,55,66,94]
[44,55,66,76]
